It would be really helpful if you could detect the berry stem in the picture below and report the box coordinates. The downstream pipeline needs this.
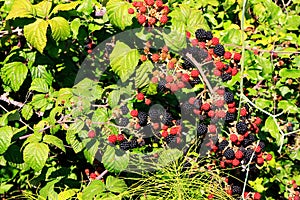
[237,0,247,123]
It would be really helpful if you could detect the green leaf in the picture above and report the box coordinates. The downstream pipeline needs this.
[255,98,273,109]
[0,110,19,127]
[135,60,154,88]
[92,108,109,123]
[21,104,34,120]
[0,183,13,194]
[221,28,243,45]
[108,90,121,109]
[66,130,84,153]
[31,94,49,110]
[82,180,105,200]
[0,126,14,154]
[277,100,298,114]
[30,78,49,93]
[83,140,100,164]
[52,1,80,14]
[158,149,183,165]
[284,15,300,30]
[71,18,81,39]
[264,116,281,145]
[105,176,127,193]
[106,0,134,30]
[39,180,59,199]
[102,146,129,173]
[77,0,94,15]
[163,29,187,52]
[58,189,77,200]
[49,17,70,41]
[24,19,48,53]
[6,0,34,20]
[30,65,53,85]
[279,68,300,79]
[1,62,28,92]
[110,41,140,82]
[33,0,52,18]
[43,135,66,153]
[23,142,49,171]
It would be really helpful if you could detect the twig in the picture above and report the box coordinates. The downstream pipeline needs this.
[0,27,23,38]
[19,133,33,140]
[96,169,108,180]
[224,44,300,54]
[0,93,24,108]
[185,53,214,95]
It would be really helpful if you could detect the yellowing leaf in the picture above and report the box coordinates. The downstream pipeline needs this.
[52,1,80,14]
[33,0,52,18]
[23,142,49,171]
[24,19,48,53]
[49,17,70,41]
[6,0,34,20]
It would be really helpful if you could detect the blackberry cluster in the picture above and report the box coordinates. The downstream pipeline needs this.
[224,92,234,103]
[213,44,225,57]
[138,111,148,126]
[118,117,129,127]
[197,123,208,136]
[218,140,229,151]
[223,148,235,160]
[236,122,248,134]
[161,112,173,126]
[120,105,129,115]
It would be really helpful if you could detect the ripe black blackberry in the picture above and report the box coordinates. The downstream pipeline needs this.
[165,134,176,144]
[182,58,193,69]
[189,77,201,87]
[161,112,173,126]
[224,92,234,103]
[120,105,129,115]
[157,79,167,92]
[221,73,232,82]
[129,139,138,149]
[197,123,207,136]
[195,28,207,42]
[120,141,131,151]
[213,44,225,57]
[138,111,148,126]
[258,141,265,149]
[232,185,242,195]
[206,31,213,40]
[225,112,235,122]
[223,148,235,160]
[182,101,193,114]
[287,124,293,132]
[244,149,256,162]
[218,140,229,151]
[193,99,202,109]
[118,117,129,127]
[148,108,162,122]
[199,114,207,121]
[236,122,248,134]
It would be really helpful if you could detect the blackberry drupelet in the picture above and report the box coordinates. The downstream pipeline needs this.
[182,101,193,114]
[162,112,173,126]
[148,108,162,122]
[206,31,213,40]
[236,122,248,134]
[118,117,129,127]
[258,141,265,149]
[248,134,255,142]
[120,105,129,115]
[244,149,256,162]
[232,185,242,195]
[221,73,232,82]
[242,138,252,147]
[218,140,229,151]
[195,28,207,41]
[225,112,236,122]
[224,92,234,103]
[129,139,138,149]
[224,148,235,160]
[157,79,167,92]
[182,58,193,69]
[189,77,201,87]
[165,134,176,144]
[197,123,208,136]
[138,111,148,126]
[120,141,131,151]
[213,44,225,57]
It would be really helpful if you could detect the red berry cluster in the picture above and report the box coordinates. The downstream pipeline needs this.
[288,180,300,200]
[128,0,169,26]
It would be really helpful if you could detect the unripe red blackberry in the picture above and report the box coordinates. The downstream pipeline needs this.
[136,92,145,100]
[160,15,168,24]
[224,51,232,59]
[139,6,146,13]
[88,130,96,138]
[233,53,241,61]
[130,110,139,117]
[253,192,261,200]
[155,0,163,7]
[137,14,147,24]
[151,53,160,62]
[108,134,117,144]
[128,8,135,14]
[211,37,219,45]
